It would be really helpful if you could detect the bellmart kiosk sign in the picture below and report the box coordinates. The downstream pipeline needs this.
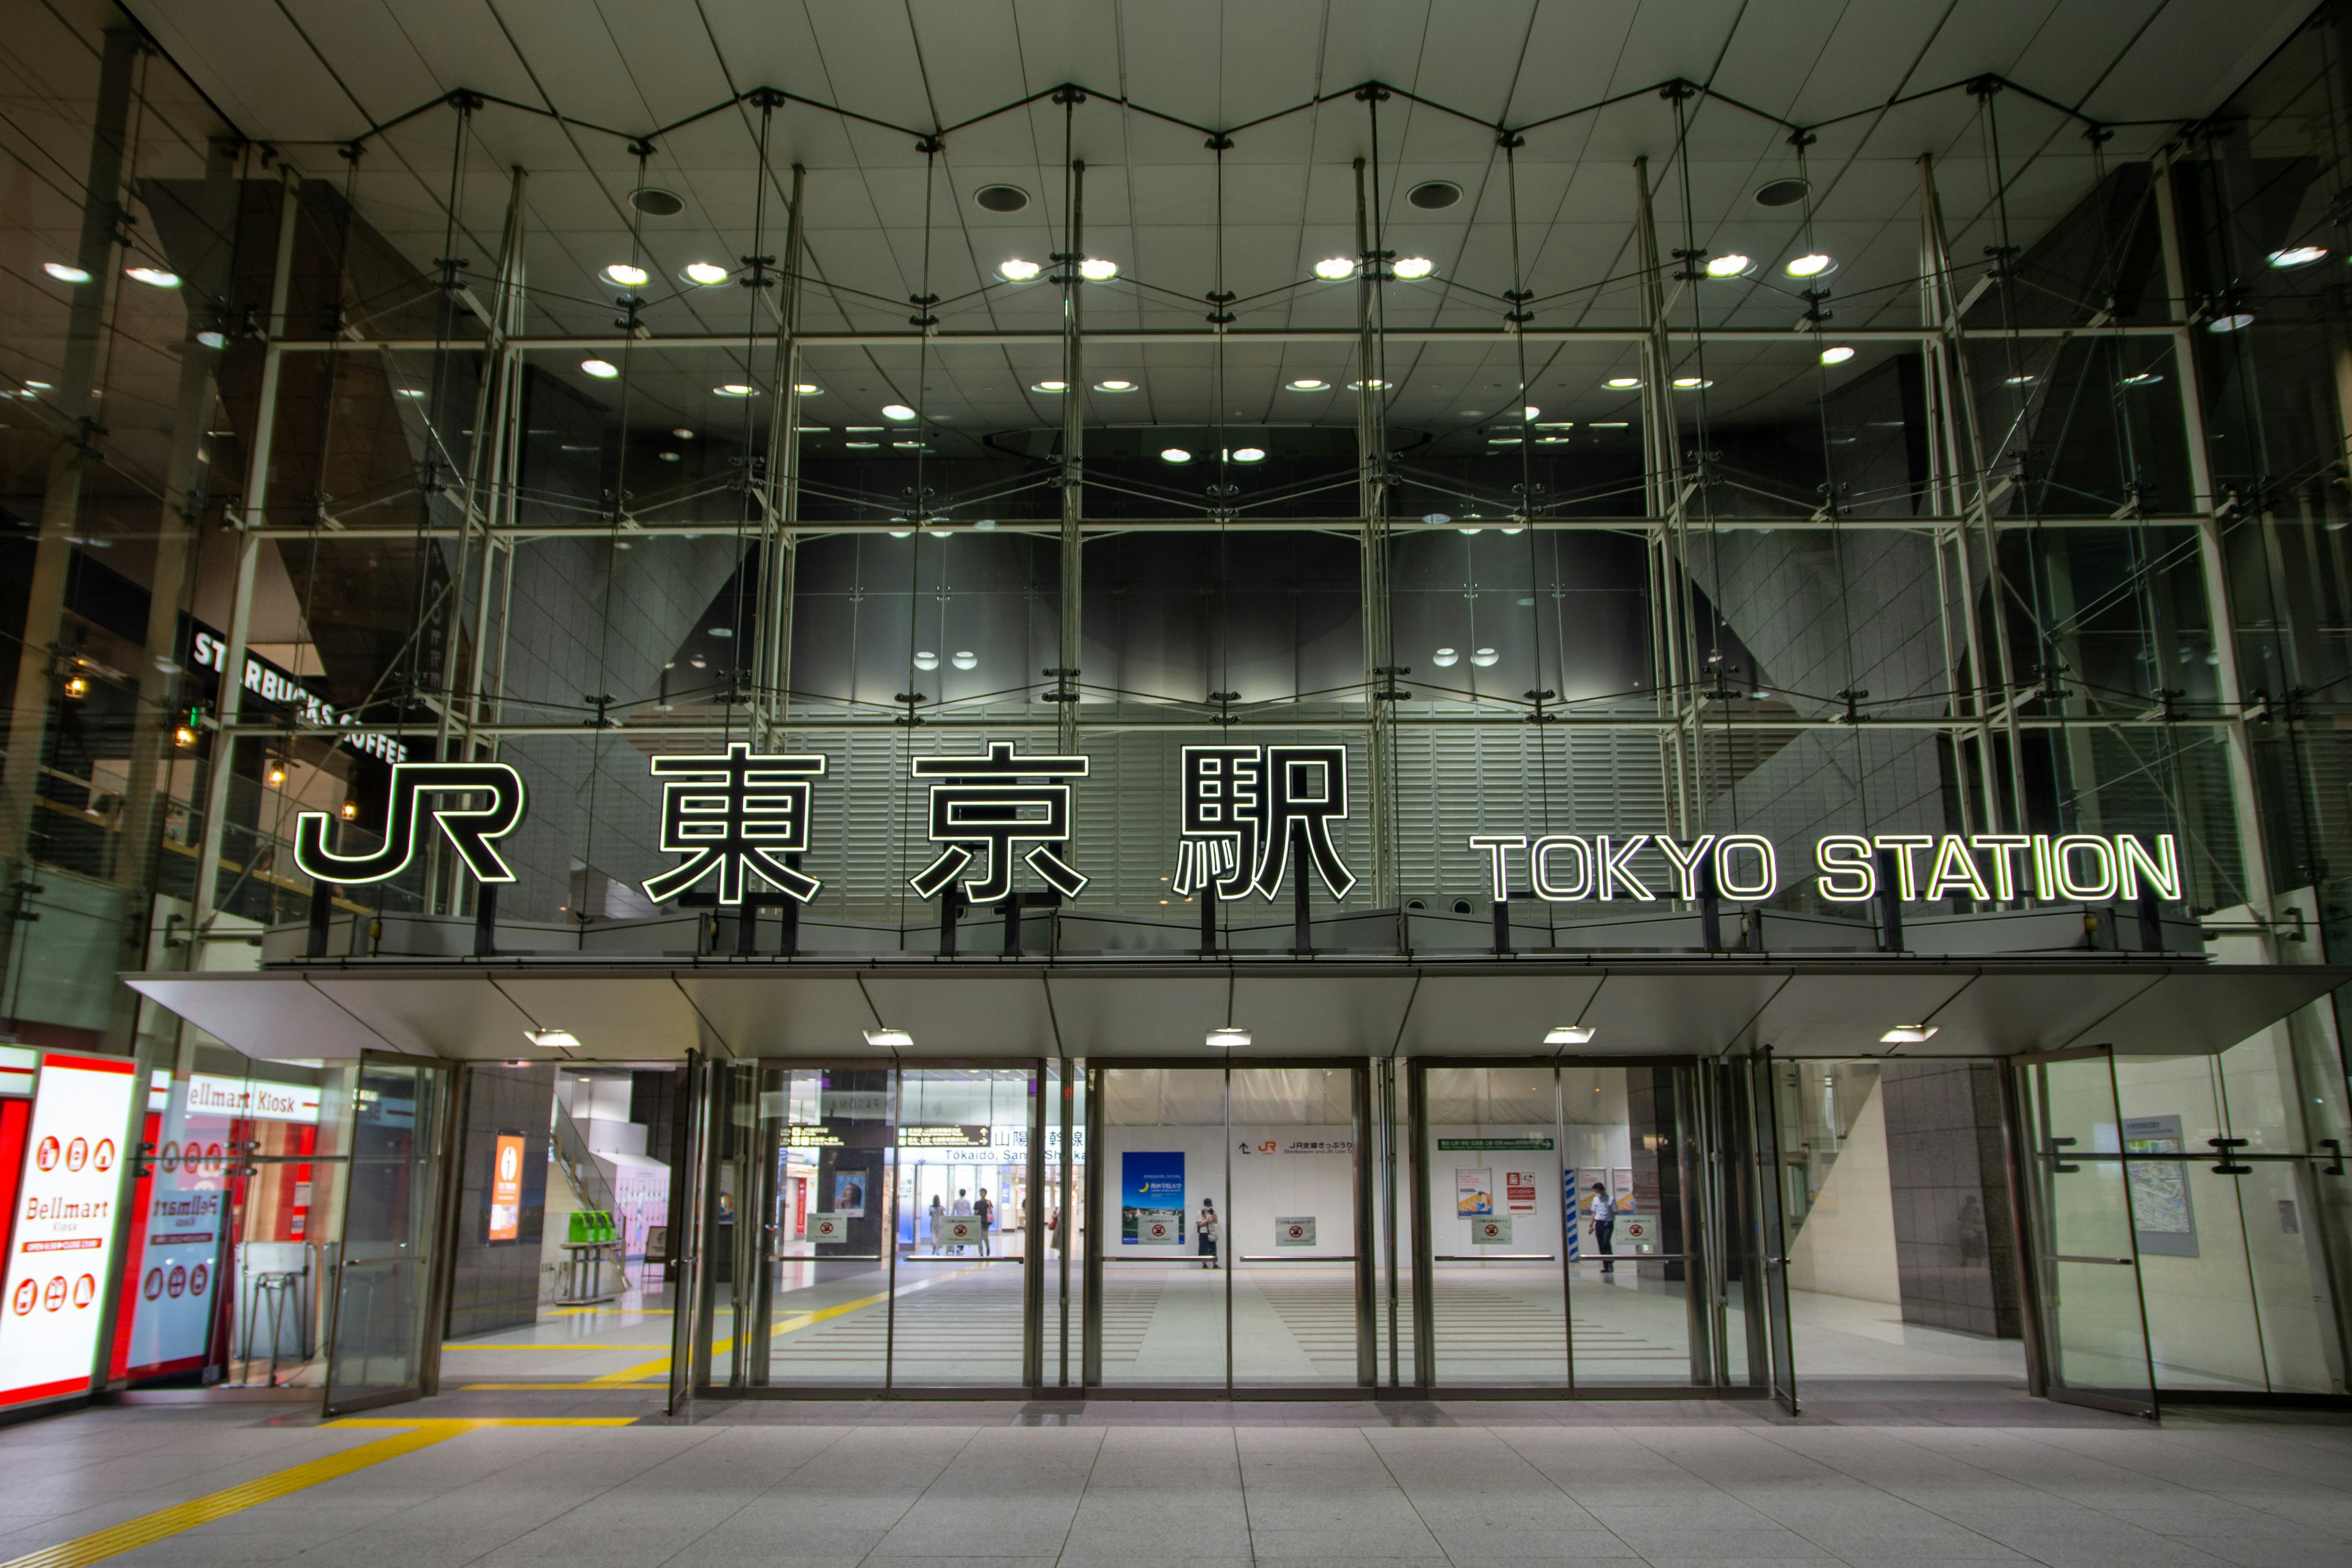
[292,749,2183,911]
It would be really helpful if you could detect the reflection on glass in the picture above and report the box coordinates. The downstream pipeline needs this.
[1098,1068,1226,1387]
[322,1057,443,1412]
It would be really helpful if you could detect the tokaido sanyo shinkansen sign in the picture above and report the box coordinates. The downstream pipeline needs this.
[289,752,2181,910]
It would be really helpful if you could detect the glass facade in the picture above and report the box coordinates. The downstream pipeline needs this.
[1,0,2351,1415]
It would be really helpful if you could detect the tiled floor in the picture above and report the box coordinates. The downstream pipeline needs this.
[8,1388,2350,1567]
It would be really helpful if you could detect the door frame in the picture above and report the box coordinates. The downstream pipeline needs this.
[1084,1057,1377,1399]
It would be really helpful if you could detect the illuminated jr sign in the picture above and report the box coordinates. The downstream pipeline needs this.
[290,762,526,886]
[1468,831,2180,906]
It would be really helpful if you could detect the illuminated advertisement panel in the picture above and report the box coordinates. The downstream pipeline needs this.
[488,1133,526,1242]
[121,1084,233,1378]
[0,1055,135,1407]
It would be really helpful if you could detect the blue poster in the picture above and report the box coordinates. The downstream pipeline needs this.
[1121,1151,1185,1245]
[1564,1168,1580,1259]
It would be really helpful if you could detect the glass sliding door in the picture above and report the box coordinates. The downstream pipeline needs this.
[1095,1067,1228,1387]
[890,1067,1037,1386]
[2013,1048,2158,1415]
[1412,1060,1710,1394]
[1093,1062,1371,1390]
[321,1052,451,1416]
[755,1064,897,1389]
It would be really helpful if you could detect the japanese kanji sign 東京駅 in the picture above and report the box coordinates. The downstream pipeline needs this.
[639,742,824,906]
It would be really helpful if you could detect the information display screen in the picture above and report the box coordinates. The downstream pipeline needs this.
[0,1055,135,1407]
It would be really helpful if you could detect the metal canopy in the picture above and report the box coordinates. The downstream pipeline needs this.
[125,959,2347,1065]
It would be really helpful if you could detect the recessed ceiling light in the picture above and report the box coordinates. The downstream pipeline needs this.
[1314,256,1356,280]
[1784,252,1834,279]
[1671,377,1711,390]
[1536,436,1569,444]
[630,187,685,217]
[581,358,620,379]
[2269,246,2328,268]
[1521,405,1540,420]
[1470,647,1499,666]
[1431,646,1459,666]
[1077,258,1118,281]
[524,1028,581,1049]
[1755,177,1810,208]
[2208,312,2255,333]
[603,262,650,288]
[846,425,885,431]
[1231,446,1267,462]
[1407,181,1461,210]
[1591,420,1629,428]
[1349,379,1390,390]
[882,403,917,420]
[1287,379,1328,391]
[658,451,681,462]
[1206,1026,1251,1049]
[974,184,1029,213]
[681,262,729,286]
[998,258,1042,282]
[2120,371,2163,387]
[42,262,90,284]
[1031,380,1066,393]
[2003,373,2035,385]
[1704,254,1753,279]
[1535,421,1574,429]
[1160,447,1193,463]
[864,1027,913,1048]
[1095,379,1136,392]
[1605,376,1641,389]
[715,383,758,396]
[124,266,180,288]
[951,651,978,669]
[395,387,425,398]
[848,440,880,448]
[673,428,695,439]
[1820,345,1856,366]
[1879,1025,1938,1044]
[196,330,227,349]
[1544,1025,1596,1046]
[1392,257,1435,279]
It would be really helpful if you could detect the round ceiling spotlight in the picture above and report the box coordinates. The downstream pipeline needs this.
[1431,647,1460,667]
[997,258,1042,282]
[42,262,90,284]
[1754,178,1810,208]
[951,651,978,670]
[603,262,650,288]
[974,184,1030,213]
[580,358,620,379]
[1408,180,1462,210]
[1820,345,1856,366]
[1392,257,1435,279]
[1604,376,1641,390]
[794,383,821,395]
[1160,447,1193,464]
[630,187,685,217]
[1095,379,1137,393]
[1470,647,1500,668]
[881,403,918,420]
[715,383,758,397]
[1287,379,1329,391]
[1784,252,1836,279]
[1031,380,1067,393]
[1077,258,1119,281]
[1314,257,1357,281]
[2269,245,2328,268]
[1704,254,1754,279]
[1231,447,1267,463]
[2208,312,2255,333]
[681,262,729,286]
[125,266,181,288]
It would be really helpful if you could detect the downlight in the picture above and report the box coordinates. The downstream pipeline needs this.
[1392,257,1436,279]
[42,262,91,284]
[1031,380,1067,393]
[681,261,729,286]
[629,187,685,217]
[580,358,620,379]
[1784,252,1835,279]
[1077,258,1119,281]
[524,1028,581,1050]
[974,184,1030,213]
[1754,177,1810,208]
[1314,256,1357,280]
[1161,447,1193,464]
[1545,1025,1596,1046]
[2269,246,2328,268]
[864,1027,914,1049]
[1287,379,1329,391]
[1095,379,1137,393]
[602,262,650,288]
[1231,447,1267,462]
[1703,254,1754,279]
[882,403,918,420]
[1408,181,1461,209]
[997,258,1042,282]
[1206,1026,1251,1049]
[1819,345,1856,366]
[1605,376,1641,390]
[124,266,181,288]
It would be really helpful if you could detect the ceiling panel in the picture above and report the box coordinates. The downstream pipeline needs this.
[306,973,538,1058]
[1753,970,1983,1056]
[124,974,390,1060]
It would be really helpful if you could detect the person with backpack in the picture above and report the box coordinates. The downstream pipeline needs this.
[973,1189,994,1256]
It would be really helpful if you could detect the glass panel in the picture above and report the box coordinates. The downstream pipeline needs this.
[322,1055,447,1414]
[1229,1066,1361,1388]
[1748,1058,1797,1411]
[890,1068,1035,1387]
[1098,1068,1226,1387]
[2113,1056,2265,1391]
[1422,1066,1567,1388]
[758,1065,895,1387]
[1566,1065,1695,1387]
[2018,1054,2156,1411]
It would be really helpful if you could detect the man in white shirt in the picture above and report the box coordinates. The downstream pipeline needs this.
[1589,1183,1616,1276]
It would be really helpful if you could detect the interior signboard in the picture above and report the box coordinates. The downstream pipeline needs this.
[488,1132,526,1243]
[1121,1152,1185,1244]
[0,1055,135,1407]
